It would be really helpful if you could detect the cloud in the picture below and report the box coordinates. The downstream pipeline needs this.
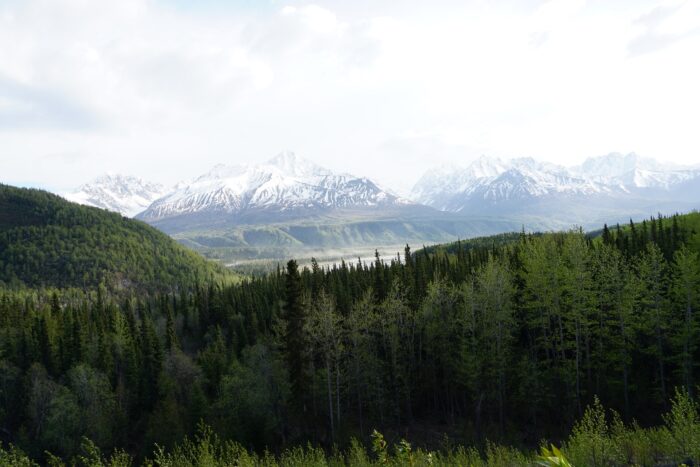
[40,151,89,164]
[628,0,700,57]
[527,0,586,47]
[245,4,380,71]
[0,0,698,193]
[0,74,99,130]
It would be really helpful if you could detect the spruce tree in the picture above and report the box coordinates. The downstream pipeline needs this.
[671,246,700,396]
[165,308,178,352]
[282,260,309,417]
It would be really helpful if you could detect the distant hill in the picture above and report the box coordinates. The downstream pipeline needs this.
[426,210,700,260]
[0,184,231,289]
[591,210,700,251]
[419,231,526,256]
[172,209,527,266]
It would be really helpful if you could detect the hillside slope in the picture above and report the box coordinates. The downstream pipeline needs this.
[0,184,230,289]
[428,210,700,258]
[174,208,529,265]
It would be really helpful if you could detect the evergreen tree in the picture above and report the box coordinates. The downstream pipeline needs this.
[282,260,309,419]
[671,246,700,395]
[165,307,178,352]
[637,243,671,405]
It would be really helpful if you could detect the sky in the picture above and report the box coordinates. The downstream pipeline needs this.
[0,0,699,194]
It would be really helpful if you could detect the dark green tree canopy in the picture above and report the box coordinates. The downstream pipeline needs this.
[0,184,231,290]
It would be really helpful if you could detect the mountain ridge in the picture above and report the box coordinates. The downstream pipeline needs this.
[411,152,700,218]
[137,151,413,231]
[56,151,700,263]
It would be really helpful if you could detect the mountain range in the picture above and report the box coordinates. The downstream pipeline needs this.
[136,151,413,232]
[412,152,700,227]
[60,151,700,264]
[64,174,166,217]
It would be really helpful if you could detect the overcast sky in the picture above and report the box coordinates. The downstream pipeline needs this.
[1,0,699,193]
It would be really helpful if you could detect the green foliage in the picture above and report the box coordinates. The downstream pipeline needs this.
[610,420,671,466]
[371,430,388,465]
[537,445,572,467]
[0,184,232,290]
[211,344,288,450]
[0,408,698,465]
[421,232,525,257]
[663,389,700,461]
[563,397,621,466]
[483,442,529,467]
[0,443,37,466]
[73,438,133,467]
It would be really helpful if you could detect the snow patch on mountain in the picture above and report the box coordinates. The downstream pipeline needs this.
[412,152,700,212]
[64,174,166,217]
[139,151,411,222]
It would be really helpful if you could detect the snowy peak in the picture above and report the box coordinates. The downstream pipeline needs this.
[576,152,662,178]
[64,174,166,217]
[193,152,329,184]
[579,152,639,177]
[412,153,700,212]
[575,152,692,177]
[464,155,508,180]
[265,150,329,178]
[574,152,698,189]
[195,163,246,181]
[411,156,512,208]
[411,155,574,209]
[138,152,410,223]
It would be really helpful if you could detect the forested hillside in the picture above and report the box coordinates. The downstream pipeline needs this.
[2,210,700,464]
[0,184,230,289]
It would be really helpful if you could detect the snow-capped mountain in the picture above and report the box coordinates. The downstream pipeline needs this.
[410,156,509,208]
[412,153,700,222]
[62,151,700,248]
[137,151,411,230]
[412,155,605,211]
[572,153,699,192]
[64,174,166,217]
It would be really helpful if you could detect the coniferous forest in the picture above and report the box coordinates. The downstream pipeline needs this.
[0,185,231,290]
[2,206,700,465]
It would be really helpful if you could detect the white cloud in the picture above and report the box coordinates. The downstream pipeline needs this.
[0,0,698,192]
[628,0,700,56]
